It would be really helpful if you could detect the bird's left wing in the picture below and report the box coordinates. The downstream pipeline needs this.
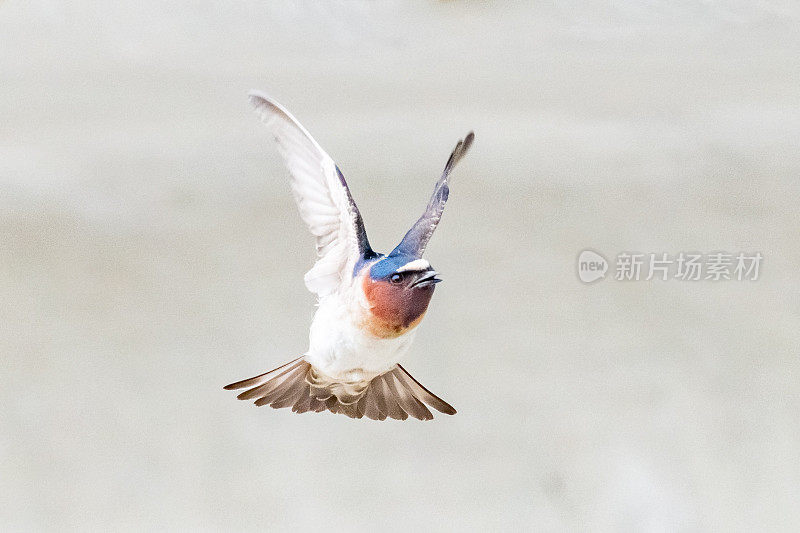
[249,91,372,297]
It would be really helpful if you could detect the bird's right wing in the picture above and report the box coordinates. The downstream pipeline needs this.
[390,132,474,258]
[249,91,372,297]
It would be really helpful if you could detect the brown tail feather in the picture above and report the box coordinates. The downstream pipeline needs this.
[234,359,304,400]
[291,391,313,414]
[224,359,456,421]
[223,357,303,390]
[395,364,458,415]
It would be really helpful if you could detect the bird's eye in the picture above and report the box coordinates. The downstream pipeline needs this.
[390,273,403,284]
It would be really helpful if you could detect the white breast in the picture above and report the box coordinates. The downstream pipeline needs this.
[305,281,418,379]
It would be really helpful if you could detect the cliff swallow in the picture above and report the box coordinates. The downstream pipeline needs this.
[224,91,473,420]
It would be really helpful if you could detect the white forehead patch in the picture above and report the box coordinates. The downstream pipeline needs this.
[396,259,431,273]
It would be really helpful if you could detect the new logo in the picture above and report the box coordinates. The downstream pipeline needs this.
[577,250,608,283]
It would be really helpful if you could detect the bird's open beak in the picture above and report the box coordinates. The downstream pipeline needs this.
[410,270,442,288]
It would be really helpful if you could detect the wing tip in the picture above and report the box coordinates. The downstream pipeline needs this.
[247,89,283,116]
[446,131,475,172]
[463,130,475,151]
[247,89,271,103]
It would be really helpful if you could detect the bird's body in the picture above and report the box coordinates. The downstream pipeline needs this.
[224,91,473,420]
[307,269,418,379]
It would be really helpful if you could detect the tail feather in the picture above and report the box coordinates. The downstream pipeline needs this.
[253,363,307,407]
[224,359,456,421]
[234,360,304,400]
[369,383,389,420]
[291,391,313,414]
[388,371,433,420]
[381,373,415,421]
[382,378,409,420]
[224,357,303,391]
[362,385,386,420]
[395,364,458,416]
[309,396,328,413]
[270,380,308,409]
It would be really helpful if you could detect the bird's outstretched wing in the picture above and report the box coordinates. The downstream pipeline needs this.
[249,91,372,297]
[390,131,474,258]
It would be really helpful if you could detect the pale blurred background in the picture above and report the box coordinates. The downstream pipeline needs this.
[2,1,800,531]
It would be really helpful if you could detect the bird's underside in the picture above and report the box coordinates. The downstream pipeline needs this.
[224,358,456,421]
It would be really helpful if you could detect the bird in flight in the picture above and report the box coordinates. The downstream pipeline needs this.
[224,91,474,420]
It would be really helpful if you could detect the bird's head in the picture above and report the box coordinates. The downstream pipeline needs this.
[360,254,441,338]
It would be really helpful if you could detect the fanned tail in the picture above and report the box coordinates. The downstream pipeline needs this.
[224,359,456,421]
